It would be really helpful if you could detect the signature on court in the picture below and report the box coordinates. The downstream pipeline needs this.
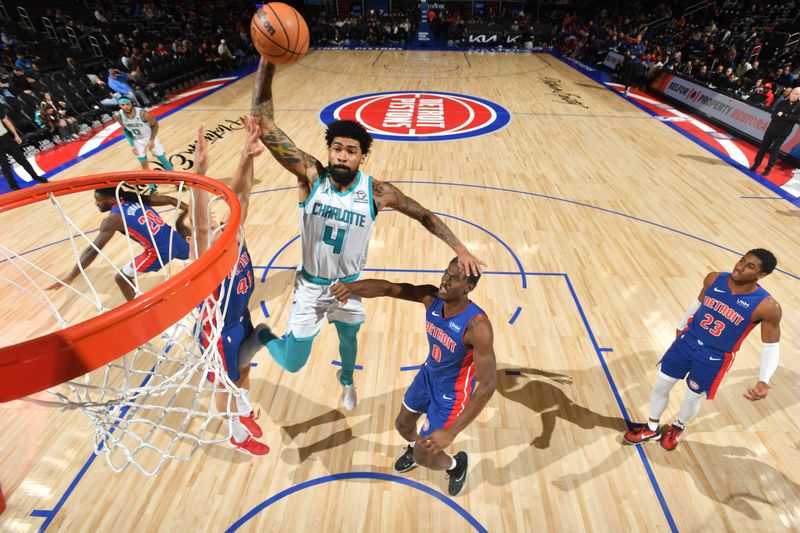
[540,76,589,109]
[152,118,246,171]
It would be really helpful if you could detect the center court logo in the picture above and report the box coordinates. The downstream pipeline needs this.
[319,91,511,142]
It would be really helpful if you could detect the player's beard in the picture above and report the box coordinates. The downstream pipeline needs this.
[329,165,357,186]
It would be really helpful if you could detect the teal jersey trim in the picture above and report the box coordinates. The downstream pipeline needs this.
[331,170,361,197]
[300,172,325,208]
[301,267,360,285]
[367,175,377,220]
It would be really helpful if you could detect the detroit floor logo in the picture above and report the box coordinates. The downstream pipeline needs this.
[320,91,511,142]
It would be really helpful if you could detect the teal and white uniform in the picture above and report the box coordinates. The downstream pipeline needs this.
[287,170,378,339]
[119,107,165,158]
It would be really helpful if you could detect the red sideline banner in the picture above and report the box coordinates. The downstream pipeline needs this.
[650,72,800,158]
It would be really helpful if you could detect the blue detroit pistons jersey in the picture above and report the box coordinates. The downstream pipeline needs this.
[687,272,769,353]
[220,245,254,329]
[423,298,487,415]
[111,201,189,259]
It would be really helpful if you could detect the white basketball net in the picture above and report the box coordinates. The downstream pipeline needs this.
[0,181,249,476]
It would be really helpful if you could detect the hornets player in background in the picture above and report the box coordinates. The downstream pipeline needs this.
[250,59,486,412]
[114,97,174,172]
[47,187,190,301]
[332,258,496,496]
[191,117,270,456]
[625,249,782,450]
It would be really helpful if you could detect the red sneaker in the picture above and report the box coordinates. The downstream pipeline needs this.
[229,435,270,456]
[239,410,263,438]
[660,424,684,451]
[623,424,662,444]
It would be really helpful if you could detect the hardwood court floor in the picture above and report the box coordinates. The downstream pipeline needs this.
[1,51,799,532]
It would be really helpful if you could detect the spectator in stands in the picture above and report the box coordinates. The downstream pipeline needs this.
[745,79,774,108]
[129,65,159,103]
[773,87,792,109]
[108,68,146,106]
[776,66,795,89]
[14,52,32,74]
[710,65,726,88]
[65,56,86,80]
[41,92,80,141]
[679,59,694,77]
[735,58,752,78]
[0,108,47,190]
[743,59,762,82]
[9,66,36,96]
[87,78,118,107]
[694,64,710,83]
[218,39,235,70]
[750,87,800,176]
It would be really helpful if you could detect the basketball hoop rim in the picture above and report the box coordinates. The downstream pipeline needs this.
[0,171,242,403]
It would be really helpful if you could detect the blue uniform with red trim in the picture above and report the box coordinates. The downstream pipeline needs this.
[204,245,255,382]
[111,201,189,272]
[661,273,769,399]
[404,297,487,437]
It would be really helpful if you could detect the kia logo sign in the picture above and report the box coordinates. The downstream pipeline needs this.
[320,91,511,141]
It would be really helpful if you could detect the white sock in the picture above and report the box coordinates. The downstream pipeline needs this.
[448,456,457,470]
[676,388,704,427]
[231,417,249,443]
[235,390,251,416]
[408,442,415,448]
[648,372,680,424]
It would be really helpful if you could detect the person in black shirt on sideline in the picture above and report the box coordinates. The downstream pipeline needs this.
[750,87,800,176]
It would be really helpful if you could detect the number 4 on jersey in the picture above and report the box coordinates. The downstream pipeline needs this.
[323,225,345,254]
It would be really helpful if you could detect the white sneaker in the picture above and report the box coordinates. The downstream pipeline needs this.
[336,369,357,412]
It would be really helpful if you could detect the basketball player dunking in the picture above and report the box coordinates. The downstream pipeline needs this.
[191,117,270,456]
[115,97,174,172]
[332,258,496,496]
[625,249,783,450]
[249,59,486,412]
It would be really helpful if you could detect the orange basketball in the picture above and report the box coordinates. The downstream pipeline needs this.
[250,3,309,65]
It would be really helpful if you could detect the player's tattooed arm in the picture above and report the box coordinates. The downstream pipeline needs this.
[250,59,322,195]
[372,179,486,276]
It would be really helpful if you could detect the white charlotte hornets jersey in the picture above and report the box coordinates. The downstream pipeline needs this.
[119,107,151,141]
[299,170,377,284]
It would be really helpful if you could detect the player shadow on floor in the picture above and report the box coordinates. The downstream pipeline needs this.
[693,365,800,431]
[252,376,406,474]
[551,440,800,520]
[496,367,627,449]
[679,153,731,166]
[252,269,296,309]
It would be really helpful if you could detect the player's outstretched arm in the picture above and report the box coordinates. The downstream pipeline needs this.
[250,59,322,197]
[46,215,120,289]
[371,179,486,277]
[229,115,264,225]
[744,296,782,401]
[332,280,438,305]
[420,314,496,454]
[190,124,211,259]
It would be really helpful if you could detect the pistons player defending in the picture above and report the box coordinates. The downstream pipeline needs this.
[191,118,269,456]
[625,249,782,450]
[332,258,496,495]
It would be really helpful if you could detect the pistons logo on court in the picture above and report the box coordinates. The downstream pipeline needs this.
[320,91,511,142]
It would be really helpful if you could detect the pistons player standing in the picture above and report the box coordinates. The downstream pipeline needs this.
[332,258,496,495]
[625,249,782,450]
